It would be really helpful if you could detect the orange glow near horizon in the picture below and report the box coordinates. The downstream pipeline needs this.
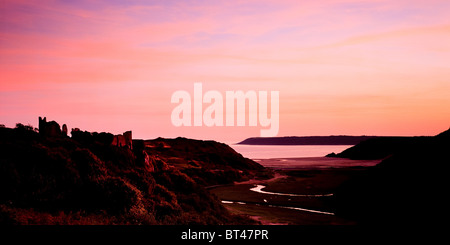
[1,0,450,143]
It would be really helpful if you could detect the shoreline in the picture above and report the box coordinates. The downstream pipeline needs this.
[252,157,381,170]
[210,158,378,225]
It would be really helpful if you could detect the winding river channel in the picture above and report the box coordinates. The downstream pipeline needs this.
[250,184,333,197]
[221,184,335,216]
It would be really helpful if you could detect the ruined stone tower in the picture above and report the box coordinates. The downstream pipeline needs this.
[39,116,63,138]
[62,124,68,136]
[111,131,133,149]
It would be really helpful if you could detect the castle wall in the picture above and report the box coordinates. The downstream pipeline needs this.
[39,116,132,149]
[39,116,63,138]
[111,131,132,149]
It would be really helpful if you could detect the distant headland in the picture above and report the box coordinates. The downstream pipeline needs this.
[237,135,382,145]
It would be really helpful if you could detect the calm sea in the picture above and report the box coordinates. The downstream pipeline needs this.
[230,144,352,159]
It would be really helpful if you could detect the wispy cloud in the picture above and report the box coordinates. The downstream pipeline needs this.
[1,0,450,140]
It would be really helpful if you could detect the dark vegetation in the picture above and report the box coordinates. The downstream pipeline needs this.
[143,137,267,186]
[332,128,450,225]
[0,123,265,225]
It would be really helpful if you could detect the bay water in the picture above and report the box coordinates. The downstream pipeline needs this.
[230,144,352,159]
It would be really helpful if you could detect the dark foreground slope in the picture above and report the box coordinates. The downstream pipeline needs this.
[142,137,267,186]
[0,125,263,225]
[333,129,450,225]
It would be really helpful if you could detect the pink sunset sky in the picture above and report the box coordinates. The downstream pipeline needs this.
[1,0,450,143]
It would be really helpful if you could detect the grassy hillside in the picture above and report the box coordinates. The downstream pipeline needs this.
[0,124,263,225]
[142,137,268,186]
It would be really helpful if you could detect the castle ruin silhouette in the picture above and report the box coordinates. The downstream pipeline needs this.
[39,116,132,149]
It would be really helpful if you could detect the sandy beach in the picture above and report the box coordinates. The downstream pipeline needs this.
[210,157,381,225]
[253,157,381,170]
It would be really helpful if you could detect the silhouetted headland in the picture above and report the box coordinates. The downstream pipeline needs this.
[326,135,433,159]
[332,128,450,225]
[238,135,379,145]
